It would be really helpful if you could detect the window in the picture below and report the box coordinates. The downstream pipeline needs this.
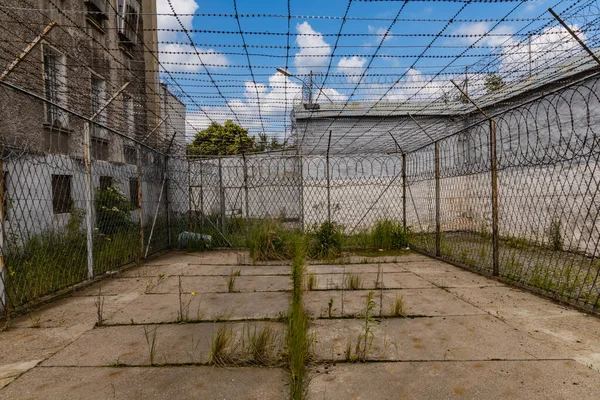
[91,73,105,131]
[99,176,112,191]
[45,130,69,154]
[52,175,72,214]
[124,145,137,164]
[85,0,108,29]
[117,0,140,45]
[123,93,134,135]
[129,178,139,208]
[91,137,109,161]
[43,48,68,128]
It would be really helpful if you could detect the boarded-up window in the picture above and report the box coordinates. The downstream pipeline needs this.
[129,178,139,208]
[52,174,72,214]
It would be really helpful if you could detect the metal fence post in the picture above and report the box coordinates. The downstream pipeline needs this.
[137,144,144,259]
[164,154,172,248]
[435,142,441,257]
[199,159,204,230]
[298,153,305,231]
[218,156,226,233]
[0,153,7,313]
[402,153,407,235]
[83,122,94,279]
[490,119,500,276]
[326,130,332,223]
[242,153,250,246]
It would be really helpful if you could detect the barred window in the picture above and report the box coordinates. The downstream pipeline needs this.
[129,178,139,208]
[51,174,72,214]
[124,145,137,165]
[91,137,109,161]
[99,176,112,191]
[43,48,68,129]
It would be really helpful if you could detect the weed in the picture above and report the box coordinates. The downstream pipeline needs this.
[327,298,334,318]
[390,295,406,317]
[246,324,279,365]
[95,288,105,326]
[143,326,159,366]
[28,313,41,329]
[228,269,240,292]
[304,273,317,291]
[209,324,236,366]
[345,273,363,290]
[108,357,122,367]
[370,219,407,250]
[359,291,377,361]
[248,219,302,262]
[308,220,342,259]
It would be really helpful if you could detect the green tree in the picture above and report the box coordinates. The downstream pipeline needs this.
[485,73,505,93]
[188,120,255,156]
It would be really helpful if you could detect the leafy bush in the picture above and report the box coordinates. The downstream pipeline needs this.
[370,219,407,250]
[308,220,342,259]
[94,185,134,235]
[248,219,302,261]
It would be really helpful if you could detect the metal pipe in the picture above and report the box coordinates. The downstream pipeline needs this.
[548,8,600,67]
[435,142,441,257]
[83,123,94,279]
[326,130,333,222]
[137,144,144,259]
[490,119,500,276]
[402,153,407,236]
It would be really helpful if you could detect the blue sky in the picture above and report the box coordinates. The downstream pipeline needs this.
[155,0,588,137]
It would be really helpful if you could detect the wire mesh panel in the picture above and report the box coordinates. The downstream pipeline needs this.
[303,155,403,232]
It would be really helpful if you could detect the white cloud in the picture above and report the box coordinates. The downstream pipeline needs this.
[160,43,228,72]
[156,1,229,70]
[294,22,331,74]
[338,56,367,83]
[368,25,393,43]
[156,0,198,42]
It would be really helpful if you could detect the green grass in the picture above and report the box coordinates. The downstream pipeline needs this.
[369,219,408,250]
[286,239,313,400]
[248,219,303,262]
[307,220,343,260]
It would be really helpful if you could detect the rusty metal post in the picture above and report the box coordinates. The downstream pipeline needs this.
[435,142,441,257]
[0,153,6,313]
[402,153,407,236]
[83,122,94,279]
[298,153,305,231]
[490,120,500,276]
[242,153,250,246]
[0,22,56,81]
[164,154,172,248]
[137,145,144,259]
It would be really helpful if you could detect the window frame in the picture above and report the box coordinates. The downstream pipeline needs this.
[51,174,72,214]
[42,44,68,129]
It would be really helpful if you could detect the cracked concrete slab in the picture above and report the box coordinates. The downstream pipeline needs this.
[305,271,435,290]
[307,360,600,400]
[312,315,559,362]
[304,289,486,318]
[0,366,288,400]
[44,322,285,367]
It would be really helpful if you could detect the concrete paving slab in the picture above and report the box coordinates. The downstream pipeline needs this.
[9,294,139,329]
[106,291,290,324]
[0,326,88,365]
[307,360,600,400]
[142,250,247,265]
[44,321,285,366]
[120,263,186,278]
[306,271,434,290]
[414,269,505,288]
[73,278,148,296]
[181,264,291,276]
[306,264,404,274]
[0,366,288,400]
[183,275,291,293]
[312,315,557,362]
[398,260,460,273]
[304,289,486,318]
[449,286,582,318]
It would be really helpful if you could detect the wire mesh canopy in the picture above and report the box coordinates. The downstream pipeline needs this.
[153,0,599,155]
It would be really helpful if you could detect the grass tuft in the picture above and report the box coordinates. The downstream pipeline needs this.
[345,273,363,290]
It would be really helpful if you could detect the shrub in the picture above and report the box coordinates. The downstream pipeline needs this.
[308,220,342,259]
[94,185,134,235]
[370,219,407,250]
[248,219,302,261]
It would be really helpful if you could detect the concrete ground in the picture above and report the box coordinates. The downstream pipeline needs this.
[0,250,599,399]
